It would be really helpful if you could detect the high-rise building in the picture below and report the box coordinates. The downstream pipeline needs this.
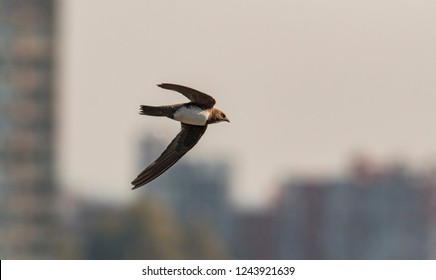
[138,135,232,227]
[277,166,432,259]
[0,0,56,259]
[137,134,234,257]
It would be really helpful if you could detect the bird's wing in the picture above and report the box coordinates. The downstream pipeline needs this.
[131,124,208,189]
[157,83,216,108]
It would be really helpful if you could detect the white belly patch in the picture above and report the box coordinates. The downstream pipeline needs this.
[173,106,209,126]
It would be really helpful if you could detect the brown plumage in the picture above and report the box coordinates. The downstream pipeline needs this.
[131,83,229,189]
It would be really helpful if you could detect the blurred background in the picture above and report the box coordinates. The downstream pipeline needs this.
[1,0,436,259]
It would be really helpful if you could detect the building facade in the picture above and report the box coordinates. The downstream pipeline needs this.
[0,0,56,259]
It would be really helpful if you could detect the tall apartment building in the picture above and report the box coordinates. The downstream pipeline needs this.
[0,0,56,258]
[277,166,433,259]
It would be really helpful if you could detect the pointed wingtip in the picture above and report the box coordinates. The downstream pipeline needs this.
[131,179,141,190]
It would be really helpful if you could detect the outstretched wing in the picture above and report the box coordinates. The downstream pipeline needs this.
[157,83,216,108]
[131,124,208,189]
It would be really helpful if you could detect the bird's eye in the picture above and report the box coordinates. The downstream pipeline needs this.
[221,113,226,118]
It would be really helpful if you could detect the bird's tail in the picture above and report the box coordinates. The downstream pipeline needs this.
[139,105,173,117]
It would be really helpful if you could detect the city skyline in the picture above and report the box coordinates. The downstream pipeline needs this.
[2,0,436,261]
[57,149,436,259]
[58,0,436,208]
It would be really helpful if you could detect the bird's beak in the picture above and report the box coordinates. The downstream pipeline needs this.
[225,118,230,123]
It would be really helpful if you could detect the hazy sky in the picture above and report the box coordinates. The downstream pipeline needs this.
[58,0,436,208]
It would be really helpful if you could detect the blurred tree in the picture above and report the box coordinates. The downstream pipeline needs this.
[61,194,229,259]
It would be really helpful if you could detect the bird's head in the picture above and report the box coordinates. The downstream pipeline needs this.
[208,108,230,124]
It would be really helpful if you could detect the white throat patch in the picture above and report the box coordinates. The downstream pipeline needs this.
[173,106,209,126]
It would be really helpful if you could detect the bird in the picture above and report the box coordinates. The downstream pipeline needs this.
[131,83,229,189]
